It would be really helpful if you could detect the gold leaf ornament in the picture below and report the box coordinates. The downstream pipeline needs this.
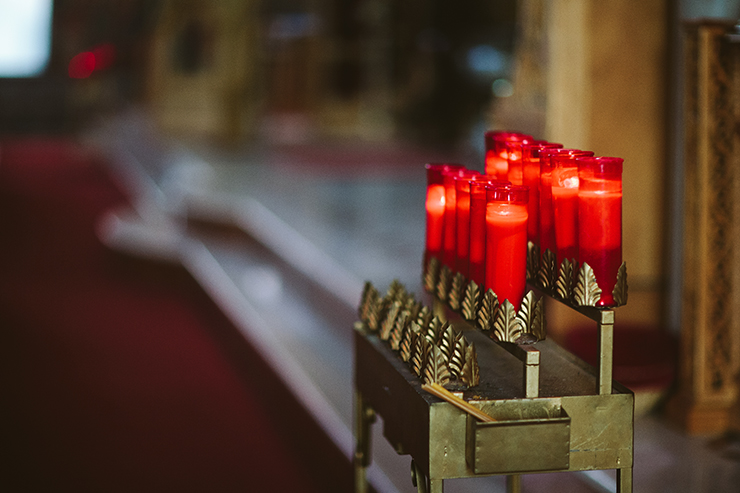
[448,272,465,311]
[461,343,480,387]
[423,256,440,293]
[537,248,557,290]
[493,299,523,343]
[477,289,499,332]
[612,261,628,306]
[461,280,481,321]
[423,345,451,386]
[555,258,575,300]
[574,262,603,307]
[527,242,540,281]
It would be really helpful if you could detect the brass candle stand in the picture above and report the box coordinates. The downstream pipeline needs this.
[353,251,633,492]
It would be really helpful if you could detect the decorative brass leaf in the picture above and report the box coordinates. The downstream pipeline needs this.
[399,323,415,362]
[380,301,402,340]
[389,311,409,350]
[477,289,499,332]
[461,280,481,321]
[516,290,543,341]
[358,281,373,320]
[416,306,432,330]
[574,262,603,307]
[436,265,452,301]
[411,336,429,377]
[438,326,461,364]
[365,292,382,332]
[449,335,467,379]
[426,317,448,345]
[423,345,451,386]
[423,257,440,293]
[386,279,406,302]
[530,296,546,341]
[448,272,465,311]
[537,248,557,290]
[527,241,540,282]
[461,343,480,387]
[493,299,523,343]
[405,299,422,323]
[612,261,628,306]
[555,258,575,300]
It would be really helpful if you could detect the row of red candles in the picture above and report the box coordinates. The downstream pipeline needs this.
[425,131,623,309]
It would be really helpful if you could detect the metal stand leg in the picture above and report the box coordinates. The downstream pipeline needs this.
[617,467,633,493]
[411,460,444,493]
[354,391,375,493]
[506,474,522,493]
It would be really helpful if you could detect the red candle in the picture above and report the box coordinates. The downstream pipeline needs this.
[522,142,562,243]
[484,131,532,179]
[551,150,593,266]
[469,178,509,285]
[485,184,529,311]
[538,149,560,257]
[443,167,477,270]
[455,173,482,275]
[577,156,623,306]
[425,163,463,261]
[506,141,525,185]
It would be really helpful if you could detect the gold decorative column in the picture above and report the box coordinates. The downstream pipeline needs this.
[667,20,740,435]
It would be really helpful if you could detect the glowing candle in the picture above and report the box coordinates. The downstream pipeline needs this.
[538,149,560,258]
[551,150,593,266]
[469,178,509,285]
[425,163,463,261]
[443,167,477,270]
[455,173,482,275]
[522,142,562,243]
[484,131,532,179]
[485,184,529,310]
[577,156,623,307]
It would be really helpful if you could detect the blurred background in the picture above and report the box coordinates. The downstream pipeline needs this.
[2,0,740,492]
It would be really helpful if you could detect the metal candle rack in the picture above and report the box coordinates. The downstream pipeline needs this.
[353,252,633,493]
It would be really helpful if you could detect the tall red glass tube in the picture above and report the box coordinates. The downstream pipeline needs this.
[442,167,477,270]
[469,178,509,285]
[577,156,623,307]
[551,150,594,266]
[425,163,463,262]
[522,141,562,243]
[485,184,529,310]
[484,131,532,179]
[455,172,483,275]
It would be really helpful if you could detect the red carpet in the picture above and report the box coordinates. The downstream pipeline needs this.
[0,137,353,492]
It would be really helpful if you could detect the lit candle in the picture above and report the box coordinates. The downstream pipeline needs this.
[443,167,477,270]
[484,131,532,179]
[485,184,529,310]
[522,142,562,243]
[538,149,560,258]
[425,163,463,262]
[577,156,623,307]
[551,150,594,266]
[455,172,482,275]
[468,177,508,285]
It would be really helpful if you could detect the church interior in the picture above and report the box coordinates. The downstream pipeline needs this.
[3,1,740,491]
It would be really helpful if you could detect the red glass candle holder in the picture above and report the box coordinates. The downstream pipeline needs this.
[455,173,484,275]
[577,156,623,307]
[522,141,562,243]
[443,167,477,270]
[469,178,509,286]
[485,184,529,310]
[551,150,594,266]
[538,148,562,258]
[484,131,532,179]
[425,163,464,262]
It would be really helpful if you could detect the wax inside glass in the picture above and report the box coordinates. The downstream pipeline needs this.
[443,167,477,270]
[425,163,463,260]
[484,131,532,179]
[455,172,482,274]
[577,156,623,306]
[522,142,562,243]
[549,149,593,266]
[485,184,529,311]
[469,178,509,285]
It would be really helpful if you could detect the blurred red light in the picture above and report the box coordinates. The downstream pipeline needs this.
[92,43,115,71]
[68,52,95,78]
